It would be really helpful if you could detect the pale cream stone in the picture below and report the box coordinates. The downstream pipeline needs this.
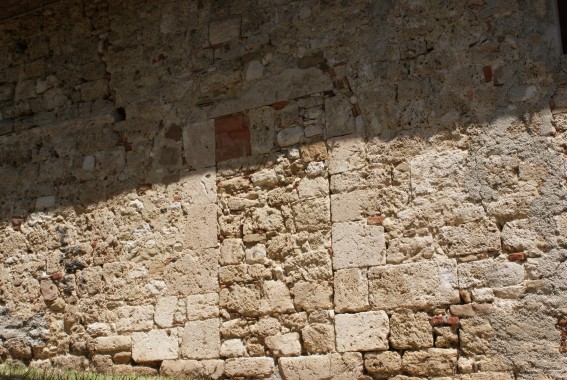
[219,238,245,265]
[335,311,389,352]
[402,348,458,377]
[94,336,131,353]
[292,281,333,311]
[181,318,220,359]
[327,135,365,175]
[438,219,501,257]
[160,359,224,380]
[154,296,177,328]
[279,355,331,380]
[302,323,335,353]
[186,293,219,321]
[330,352,364,379]
[364,351,402,378]
[334,268,369,313]
[458,259,525,289]
[252,317,281,337]
[220,339,246,358]
[389,309,433,349]
[298,176,329,199]
[368,260,459,310]
[183,204,218,250]
[132,329,179,363]
[179,168,216,206]
[224,357,275,378]
[332,221,385,269]
[459,317,494,355]
[265,332,301,357]
[164,248,219,296]
[291,198,330,232]
[330,190,375,222]
[260,280,295,314]
[115,306,154,333]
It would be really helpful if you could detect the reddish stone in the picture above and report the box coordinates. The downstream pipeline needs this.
[50,272,62,281]
[508,252,525,262]
[483,65,492,82]
[447,316,460,327]
[271,101,288,110]
[429,315,447,326]
[367,215,385,225]
[215,113,247,134]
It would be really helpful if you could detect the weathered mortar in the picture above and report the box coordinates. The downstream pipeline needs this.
[1,0,567,379]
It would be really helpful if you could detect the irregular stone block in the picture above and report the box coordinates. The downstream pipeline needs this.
[438,219,501,257]
[291,198,330,232]
[186,293,219,321]
[181,319,220,359]
[265,332,301,357]
[334,268,369,313]
[327,135,365,175]
[155,296,177,328]
[301,323,335,353]
[335,311,389,352]
[389,309,433,349]
[94,336,131,353]
[325,95,357,138]
[220,339,246,358]
[115,306,154,333]
[458,259,524,289]
[292,281,333,311]
[410,150,467,197]
[364,351,402,378]
[161,359,224,380]
[330,352,364,378]
[459,317,494,355]
[40,280,58,301]
[183,204,218,250]
[132,329,179,363]
[224,357,275,378]
[368,260,459,309]
[298,176,329,199]
[260,280,295,314]
[332,221,385,269]
[164,248,219,296]
[219,238,245,265]
[248,106,275,155]
[402,348,457,377]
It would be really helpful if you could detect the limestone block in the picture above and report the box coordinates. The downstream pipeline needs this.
[219,263,271,284]
[161,359,224,380]
[332,221,385,269]
[248,106,275,155]
[279,355,331,380]
[252,317,281,337]
[302,323,335,353]
[291,198,330,232]
[330,352,364,379]
[434,327,458,348]
[164,248,219,296]
[181,319,220,359]
[220,238,245,265]
[179,168,216,206]
[459,373,514,380]
[292,281,333,311]
[265,332,301,357]
[457,259,524,289]
[459,317,494,355]
[224,357,275,378]
[183,120,215,170]
[386,235,435,264]
[277,125,304,147]
[334,268,369,313]
[220,318,251,339]
[132,329,179,363]
[364,351,402,378]
[298,176,329,199]
[220,339,246,358]
[115,306,154,333]
[251,169,278,188]
[501,219,546,255]
[245,244,267,264]
[209,18,240,45]
[260,280,295,314]
[113,352,132,364]
[402,348,457,377]
[368,260,459,309]
[335,311,389,352]
[183,204,218,250]
[438,220,501,257]
[219,285,261,316]
[186,293,219,321]
[330,190,379,222]
[327,135,366,175]
[389,309,433,349]
[300,140,328,162]
[410,150,467,197]
[325,95,357,138]
[40,280,58,301]
[155,296,177,328]
[94,336,131,353]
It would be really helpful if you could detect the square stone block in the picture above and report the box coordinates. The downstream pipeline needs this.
[132,329,179,363]
[335,311,389,352]
[181,319,220,359]
[332,221,385,269]
[186,293,219,321]
[334,268,369,313]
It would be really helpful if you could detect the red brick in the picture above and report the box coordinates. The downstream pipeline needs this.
[215,113,247,134]
[483,65,492,82]
[367,215,385,225]
[271,101,288,110]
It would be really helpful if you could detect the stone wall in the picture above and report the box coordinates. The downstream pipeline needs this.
[1,0,567,379]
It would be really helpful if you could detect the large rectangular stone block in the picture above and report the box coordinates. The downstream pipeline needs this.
[164,248,219,296]
[335,311,389,352]
[132,329,179,363]
[181,318,220,359]
[94,336,131,353]
[186,293,219,321]
[334,268,369,313]
[183,204,218,250]
[332,221,385,269]
[160,359,224,380]
[224,357,275,378]
[402,348,457,377]
[368,260,459,309]
[457,259,525,289]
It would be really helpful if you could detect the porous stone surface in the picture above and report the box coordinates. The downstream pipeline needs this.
[1,1,566,379]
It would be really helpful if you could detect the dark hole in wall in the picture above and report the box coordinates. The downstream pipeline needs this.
[558,0,567,53]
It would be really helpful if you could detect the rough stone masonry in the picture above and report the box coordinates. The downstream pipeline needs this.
[1,0,567,379]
